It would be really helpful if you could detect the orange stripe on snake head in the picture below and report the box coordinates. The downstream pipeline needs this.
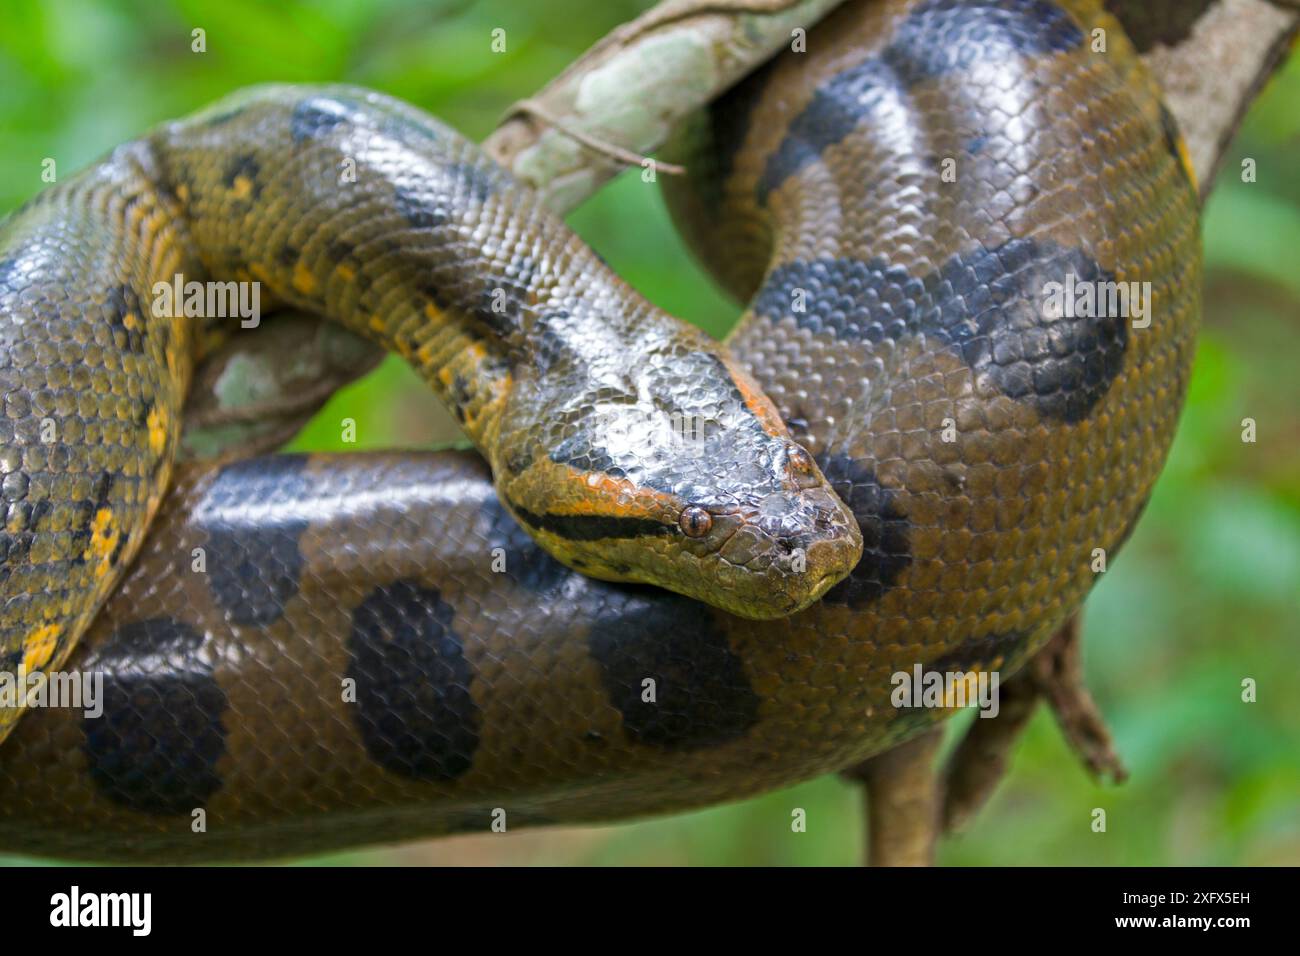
[722,354,792,438]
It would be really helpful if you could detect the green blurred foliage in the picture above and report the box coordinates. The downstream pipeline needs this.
[0,0,1295,866]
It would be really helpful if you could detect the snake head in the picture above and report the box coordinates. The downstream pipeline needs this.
[493,333,863,620]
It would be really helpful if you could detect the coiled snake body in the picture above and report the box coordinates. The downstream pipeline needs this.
[0,0,1199,861]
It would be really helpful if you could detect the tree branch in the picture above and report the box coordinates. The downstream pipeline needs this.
[841,727,945,866]
[1110,0,1300,197]
[482,0,843,212]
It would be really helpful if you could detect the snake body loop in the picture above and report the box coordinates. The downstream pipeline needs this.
[0,0,1199,861]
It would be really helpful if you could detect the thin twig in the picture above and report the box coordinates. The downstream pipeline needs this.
[842,727,945,866]
[938,613,1127,838]
[940,669,1041,833]
[1030,616,1129,783]
[503,98,686,175]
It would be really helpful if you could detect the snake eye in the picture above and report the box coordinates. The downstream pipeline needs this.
[788,446,814,474]
[679,505,712,538]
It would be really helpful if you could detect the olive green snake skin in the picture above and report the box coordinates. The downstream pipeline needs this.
[0,0,1199,861]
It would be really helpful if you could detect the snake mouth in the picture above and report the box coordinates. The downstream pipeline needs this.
[736,565,847,619]
[810,569,840,595]
[704,514,860,619]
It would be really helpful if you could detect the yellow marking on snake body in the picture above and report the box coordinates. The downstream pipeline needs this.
[292,262,318,296]
[437,341,489,389]
[335,264,355,282]
[83,508,120,578]
[231,175,254,200]
[146,405,168,456]
[1175,136,1198,193]
[21,623,62,675]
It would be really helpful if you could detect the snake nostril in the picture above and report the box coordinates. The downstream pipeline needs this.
[787,446,814,475]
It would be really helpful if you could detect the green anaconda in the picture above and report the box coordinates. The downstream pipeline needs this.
[0,0,1200,861]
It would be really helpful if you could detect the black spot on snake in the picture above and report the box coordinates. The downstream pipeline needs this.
[477,497,572,594]
[327,239,354,263]
[531,311,580,373]
[105,284,145,353]
[503,444,533,477]
[276,243,299,267]
[815,453,912,607]
[471,302,516,340]
[887,0,1083,81]
[394,187,446,229]
[510,504,671,543]
[290,96,352,143]
[222,154,261,198]
[90,469,114,509]
[473,255,536,338]
[1103,0,1217,54]
[448,161,498,203]
[449,373,473,425]
[759,0,1084,200]
[69,470,116,563]
[926,239,1128,422]
[754,238,1127,422]
[418,283,450,314]
[108,531,128,567]
[0,530,35,584]
[588,593,759,750]
[346,580,479,781]
[199,454,311,626]
[82,617,228,815]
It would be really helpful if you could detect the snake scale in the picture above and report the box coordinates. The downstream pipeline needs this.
[0,0,1199,862]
